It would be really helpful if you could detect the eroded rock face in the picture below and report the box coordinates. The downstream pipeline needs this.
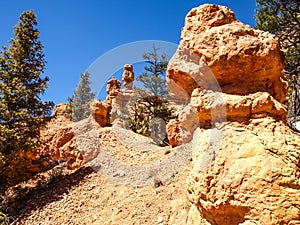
[188,119,300,225]
[53,103,70,118]
[167,104,199,147]
[166,119,182,147]
[40,103,110,170]
[105,76,121,104]
[40,104,84,169]
[166,4,300,224]
[90,99,110,127]
[122,64,134,90]
[191,89,287,126]
[167,4,288,103]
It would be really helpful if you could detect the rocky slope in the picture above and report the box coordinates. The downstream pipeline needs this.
[39,104,85,170]
[16,126,192,225]
[14,101,193,225]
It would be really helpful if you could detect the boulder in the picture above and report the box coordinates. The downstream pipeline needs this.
[167,4,288,103]
[90,99,110,127]
[188,119,300,224]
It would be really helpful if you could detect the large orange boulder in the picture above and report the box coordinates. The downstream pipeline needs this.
[167,4,288,103]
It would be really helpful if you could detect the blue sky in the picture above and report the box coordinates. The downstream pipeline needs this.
[0,0,257,104]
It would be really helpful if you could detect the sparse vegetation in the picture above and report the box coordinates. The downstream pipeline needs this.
[255,0,300,129]
[124,46,176,145]
[67,71,95,122]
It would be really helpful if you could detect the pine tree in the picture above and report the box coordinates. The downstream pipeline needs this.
[68,71,95,122]
[137,45,169,98]
[128,46,176,145]
[0,10,54,189]
[255,0,300,128]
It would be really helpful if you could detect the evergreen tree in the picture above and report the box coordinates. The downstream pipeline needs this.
[255,0,300,128]
[0,10,54,189]
[128,46,176,145]
[68,71,95,122]
[137,45,169,98]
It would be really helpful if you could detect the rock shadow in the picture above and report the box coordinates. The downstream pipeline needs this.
[6,166,95,222]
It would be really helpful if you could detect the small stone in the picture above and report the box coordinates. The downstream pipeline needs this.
[157,216,163,223]
[164,149,171,155]
[154,178,163,188]
[113,170,126,177]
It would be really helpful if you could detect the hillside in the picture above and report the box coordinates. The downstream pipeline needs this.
[14,125,193,225]
[3,4,300,225]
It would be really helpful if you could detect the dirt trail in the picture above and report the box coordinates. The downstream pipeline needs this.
[16,126,192,225]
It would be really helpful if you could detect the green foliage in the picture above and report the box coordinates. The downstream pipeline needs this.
[255,0,300,126]
[255,0,300,75]
[137,45,168,98]
[0,210,10,225]
[0,10,54,192]
[126,46,176,145]
[68,71,95,122]
[128,95,175,140]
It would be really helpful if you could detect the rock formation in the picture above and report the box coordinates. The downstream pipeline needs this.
[89,99,110,127]
[122,64,134,90]
[39,101,113,172]
[105,76,121,104]
[167,104,199,147]
[39,104,84,169]
[191,89,287,126]
[187,118,300,225]
[167,4,300,224]
[108,65,135,124]
[13,5,300,225]
[39,65,136,170]
[167,4,288,103]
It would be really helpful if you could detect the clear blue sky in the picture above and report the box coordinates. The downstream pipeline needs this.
[0,0,257,104]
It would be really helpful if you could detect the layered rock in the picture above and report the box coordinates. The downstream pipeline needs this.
[167,4,300,224]
[191,89,287,126]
